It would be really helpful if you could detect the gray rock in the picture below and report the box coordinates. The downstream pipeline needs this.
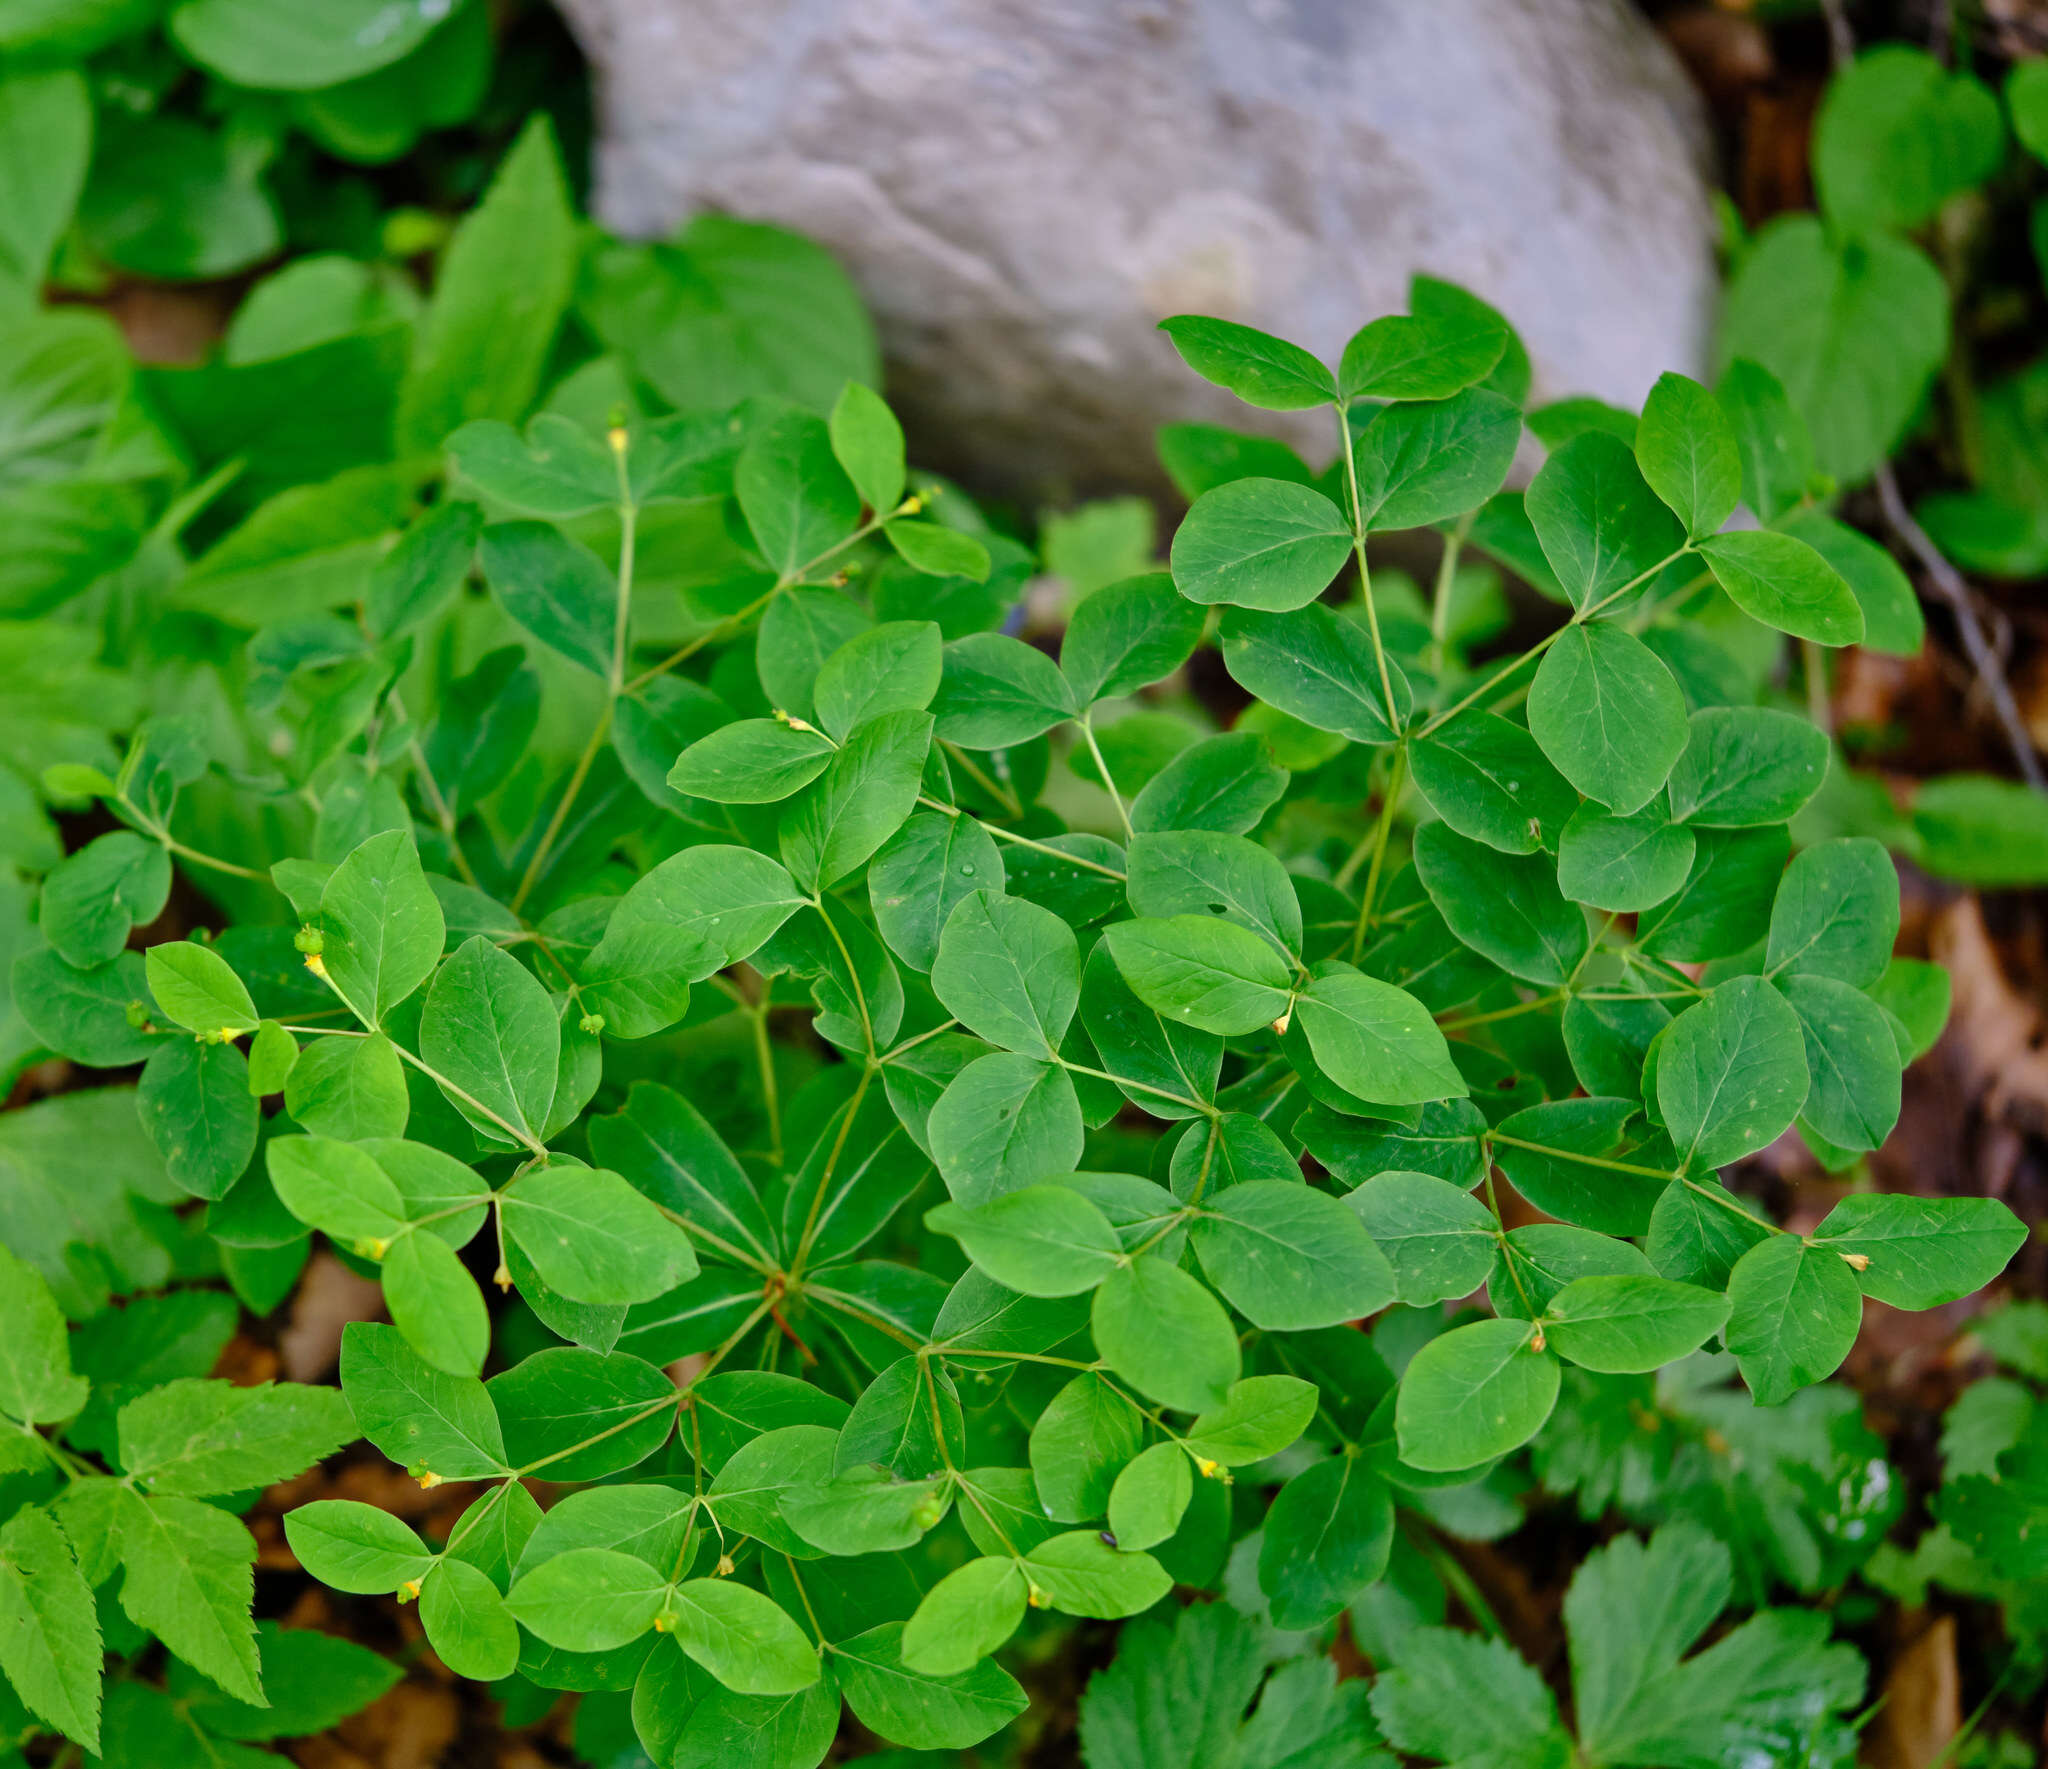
[555,0,1718,499]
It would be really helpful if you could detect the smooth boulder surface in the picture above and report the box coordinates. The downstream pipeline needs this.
[556,0,1718,495]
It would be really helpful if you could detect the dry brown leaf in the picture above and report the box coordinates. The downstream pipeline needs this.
[1865,1613,1960,1769]
[1930,896,2048,1133]
[279,1253,387,1382]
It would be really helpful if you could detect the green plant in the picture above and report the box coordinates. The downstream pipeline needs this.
[0,80,2028,1750]
[1718,38,2048,876]
[1868,1301,2048,1678]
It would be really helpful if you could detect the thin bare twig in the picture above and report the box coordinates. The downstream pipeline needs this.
[1817,0,1855,67]
[1875,462,2048,793]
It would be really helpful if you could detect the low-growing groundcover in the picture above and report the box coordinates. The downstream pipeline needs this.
[0,14,2042,1769]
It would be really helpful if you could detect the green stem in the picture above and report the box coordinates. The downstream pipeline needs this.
[1078,710,1134,840]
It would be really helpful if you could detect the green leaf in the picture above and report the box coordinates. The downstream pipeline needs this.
[1107,1442,1193,1550]
[1491,1223,1654,1319]
[1657,976,1809,1172]
[318,830,445,1029]
[1394,1317,1559,1472]
[1080,943,1222,1126]
[1869,956,1950,1062]
[1719,216,1949,484]
[446,416,615,518]
[1765,836,1898,988]
[828,380,905,512]
[1646,1178,1770,1291]
[886,519,991,580]
[1129,732,1287,836]
[597,844,806,986]
[1031,1372,1144,1523]
[868,810,1004,974]
[117,1378,353,1496]
[1169,479,1352,611]
[1527,431,1687,611]
[1294,966,1463,1105]
[1634,371,1742,538]
[705,1424,836,1553]
[1699,530,1862,646]
[1372,1627,1571,1766]
[1542,1274,1730,1373]
[382,1230,490,1378]
[1092,1257,1239,1414]
[779,1465,946,1557]
[420,935,558,1144]
[1814,46,2002,234]
[1191,1179,1394,1330]
[1181,1375,1318,1469]
[736,405,860,578]
[590,1082,779,1269]
[1717,357,1814,526]
[138,1038,258,1201]
[1528,622,1690,813]
[267,1134,406,1243]
[1413,820,1589,985]
[1491,1097,1668,1236]
[1777,973,1902,1153]
[659,1572,819,1703]
[1102,915,1293,1036]
[1556,802,1696,913]
[1637,825,1790,964]
[1724,1235,1861,1405]
[363,500,484,644]
[1665,707,1830,828]
[170,0,458,86]
[419,1558,517,1682]
[339,1322,508,1480]
[1352,389,1521,531]
[113,1489,262,1704]
[12,947,158,1069]
[901,1557,1028,1675]
[1783,508,1925,657]
[1257,1454,1393,1629]
[508,1546,666,1652]
[281,1500,434,1594]
[669,719,836,804]
[1339,309,1506,401]
[492,1346,674,1481]
[282,1040,416,1163]
[1061,572,1207,705]
[930,631,1077,748]
[1158,316,1335,410]
[394,116,575,453]
[477,520,614,676]
[1811,1193,2026,1309]
[1219,603,1410,743]
[813,621,943,742]
[835,1619,1027,1750]
[1024,1530,1172,1619]
[0,1243,87,1425]
[928,1053,1084,1206]
[1347,1170,1498,1307]
[1911,773,2048,886]
[1299,1096,1489,1191]
[1409,712,1578,855]
[144,942,258,1037]
[931,889,1080,1055]
[0,1505,100,1750]
[0,66,87,309]
[1125,830,1299,961]
[502,1166,698,1306]
[41,831,170,967]
[779,708,933,892]
[926,1184,1122,1297]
